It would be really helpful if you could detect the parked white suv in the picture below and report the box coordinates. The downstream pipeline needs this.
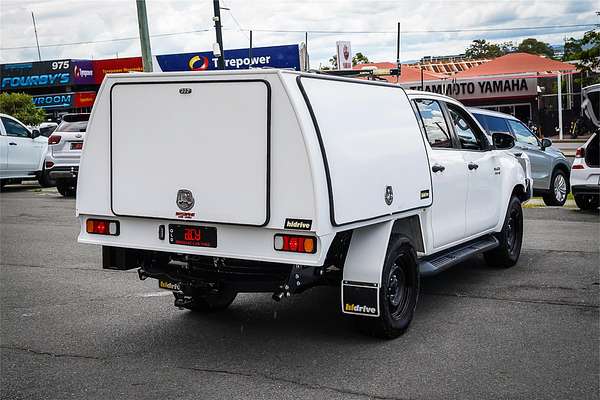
[0,113,48,189]
[571,133,599,210]
[45,113,89,197]
[77,70,530,338]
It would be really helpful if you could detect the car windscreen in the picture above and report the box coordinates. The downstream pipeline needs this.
[57,120,88,132]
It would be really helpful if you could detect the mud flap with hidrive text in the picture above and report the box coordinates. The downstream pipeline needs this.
[341,221,393,318]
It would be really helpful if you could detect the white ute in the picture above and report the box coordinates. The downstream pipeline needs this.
[77,70,531,338]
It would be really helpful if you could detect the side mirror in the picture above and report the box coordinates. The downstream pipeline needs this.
[541,138,552,150]
[31,129,41,139]
[492,131,515,150]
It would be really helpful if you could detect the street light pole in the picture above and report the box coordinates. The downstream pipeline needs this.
[136,0,153,72]
[213,0,225,70]
[31,11,41,61]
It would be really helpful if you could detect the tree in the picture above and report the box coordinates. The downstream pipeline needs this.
[465,39,510,59]
[517,38,555,58]
[328,54,338,69]
[563,29,600,74]
[0,92,46,125]
[352,52,370,66]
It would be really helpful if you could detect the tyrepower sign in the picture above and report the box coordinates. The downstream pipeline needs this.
[155,44,301,72]
[403,77,538,100]
[1,60,71,90]
[92,57,143,84]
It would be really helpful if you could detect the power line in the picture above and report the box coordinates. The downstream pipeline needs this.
[1,23,595,51]
[1,28,211,50]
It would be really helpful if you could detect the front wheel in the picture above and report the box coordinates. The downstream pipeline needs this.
[542,169,569,206]
[574,194,599,211]
[356,237,420,339]
[484,196,523,268]
[38,168,56,188]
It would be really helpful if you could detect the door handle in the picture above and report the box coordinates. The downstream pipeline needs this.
[431,164,445,173]
[8,142,17,146]
[468,162,479,170]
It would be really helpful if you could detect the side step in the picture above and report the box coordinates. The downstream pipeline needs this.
[418,235,499,277]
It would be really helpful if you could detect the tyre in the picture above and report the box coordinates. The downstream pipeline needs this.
[356,237,420,339]
[484,196,523,268]
[56,180,76,197]
[574,194,599,211]
[182,287,237,312]
[38,168,56,188]
[542,169,569,206]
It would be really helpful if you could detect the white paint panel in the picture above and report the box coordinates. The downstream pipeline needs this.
[110,81,268,225]
[300,77,432,225]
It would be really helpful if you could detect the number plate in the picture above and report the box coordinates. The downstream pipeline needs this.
[71,142,83,150]
[168,224,217,248]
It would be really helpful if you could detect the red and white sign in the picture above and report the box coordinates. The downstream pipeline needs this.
[92,57,143,84]
[336,41,352,70]
[73,91,97,108]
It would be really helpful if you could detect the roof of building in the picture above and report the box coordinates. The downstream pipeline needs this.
[352,62,446,83]
[453,52,577,78]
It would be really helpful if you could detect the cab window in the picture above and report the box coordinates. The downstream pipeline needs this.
[413,99,453,148]
[507,119,539,146]
[447,104,488,151]
[1,117,30,138]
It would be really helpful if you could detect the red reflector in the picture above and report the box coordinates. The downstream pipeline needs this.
[45,161,54,169]
[86,219,119,235]
[575,147,585,158]
[48,135,61,145]
[274,234,316,254]
[572,164,585,169]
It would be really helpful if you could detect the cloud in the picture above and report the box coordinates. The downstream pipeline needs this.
[0,0,597,67]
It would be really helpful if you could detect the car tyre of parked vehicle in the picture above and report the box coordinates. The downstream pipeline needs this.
[484,196,523,268]
[356,236,420,339]
[183,287,237,313]
[56,180,76,197]
[542,169,569,206]
[37,167,56,188]
[574,194,599,211]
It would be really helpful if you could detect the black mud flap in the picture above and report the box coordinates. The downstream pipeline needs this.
[341,281,380,317]
[102,246,139,270]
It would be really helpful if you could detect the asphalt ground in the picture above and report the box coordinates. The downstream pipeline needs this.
[1,183,598,400]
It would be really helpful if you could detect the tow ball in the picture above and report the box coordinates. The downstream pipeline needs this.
[272,264,324,301]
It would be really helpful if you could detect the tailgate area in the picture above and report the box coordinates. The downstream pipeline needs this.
[110,80,270,226]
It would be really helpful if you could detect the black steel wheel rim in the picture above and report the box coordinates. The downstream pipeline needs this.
[387,258,413,320]
[506,209,519,255]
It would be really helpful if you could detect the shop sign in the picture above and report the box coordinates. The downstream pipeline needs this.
[1,59,72,90]
[404,77,537,100]
[336,41,352,70]
[155,44,301,72]
[31,92,73,109]
[73,91,96,108]
[92,57,143,84]
[72,60,94,85]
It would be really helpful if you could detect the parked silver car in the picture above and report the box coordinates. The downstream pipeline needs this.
[469,108,571,206]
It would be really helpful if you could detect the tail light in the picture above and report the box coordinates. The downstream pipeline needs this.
[86,219,120,236]
[575,147,585,158]
[48,135,61,145]
[45,161,54,169]
[274,234,316,254]
[572,164,584,170]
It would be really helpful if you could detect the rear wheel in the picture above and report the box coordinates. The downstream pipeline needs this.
[356,237,419,339]
[38,168,55,188]
[182,287,237,312]
[484,196,523,268]
[574,194,599,211]
[542,169,569,206]
[56,180,76,197]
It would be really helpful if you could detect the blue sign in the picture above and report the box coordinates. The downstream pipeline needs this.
[156,44,300,72]
[32,93,73,109]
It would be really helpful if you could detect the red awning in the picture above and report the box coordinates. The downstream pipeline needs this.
[453,52,577,78]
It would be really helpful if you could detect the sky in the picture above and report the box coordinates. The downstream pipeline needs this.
[0,0,597,68]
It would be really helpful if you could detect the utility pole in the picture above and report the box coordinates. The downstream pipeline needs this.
[136,0,153,72]
[31,11,41,61]
[213,0,225,70]
[396,22,401,83]
[249,30,253,68]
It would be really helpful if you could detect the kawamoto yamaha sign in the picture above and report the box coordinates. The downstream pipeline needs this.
[403,77,538,100]
[155,44,301,72]
[1,60,72,90]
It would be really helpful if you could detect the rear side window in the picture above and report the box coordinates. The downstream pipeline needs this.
[57,120,88,132]
[413,99,453,148]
